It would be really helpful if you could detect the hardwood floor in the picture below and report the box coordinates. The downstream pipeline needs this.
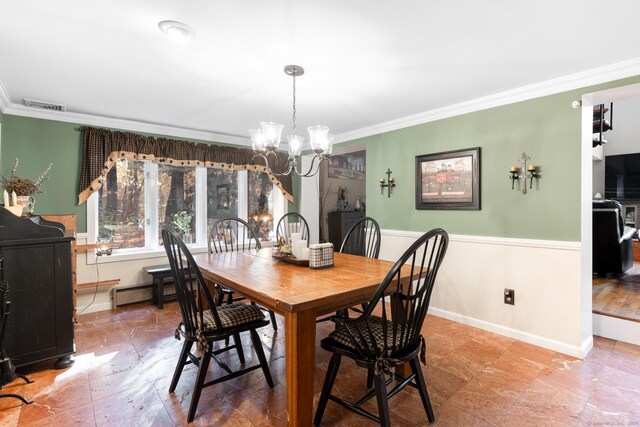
[593,263,640,322]
[1,301,640,425]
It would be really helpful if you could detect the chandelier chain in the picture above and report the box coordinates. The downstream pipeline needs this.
[292,74,297,135]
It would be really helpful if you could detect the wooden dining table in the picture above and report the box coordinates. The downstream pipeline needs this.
[193,248,416,426]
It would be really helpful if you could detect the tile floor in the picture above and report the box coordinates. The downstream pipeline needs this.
[1,302,639,426]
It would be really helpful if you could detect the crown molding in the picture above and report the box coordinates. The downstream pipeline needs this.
[335,57,640,144]
[3,57,640,146]
[1,103,251,146]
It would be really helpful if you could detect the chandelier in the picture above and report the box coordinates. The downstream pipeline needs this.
[250,65,333,177]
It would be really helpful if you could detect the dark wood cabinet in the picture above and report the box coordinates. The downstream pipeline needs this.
[327,211,365,250]
[0,209,75,368]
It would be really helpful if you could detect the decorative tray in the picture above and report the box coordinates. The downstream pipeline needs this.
[272,252,309,266]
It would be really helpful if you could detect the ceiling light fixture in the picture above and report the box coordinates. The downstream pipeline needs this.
[250,65,332,177]
[158,20,195,44]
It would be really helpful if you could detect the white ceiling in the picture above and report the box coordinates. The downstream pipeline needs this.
[2,1,640,145]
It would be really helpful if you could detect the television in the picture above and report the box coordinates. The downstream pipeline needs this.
[605,153,640,200]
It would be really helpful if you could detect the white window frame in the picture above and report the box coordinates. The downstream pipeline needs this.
[87,163,286,264]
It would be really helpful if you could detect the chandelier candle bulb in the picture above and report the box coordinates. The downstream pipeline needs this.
[528,165,536,171]
[510,166,517,172]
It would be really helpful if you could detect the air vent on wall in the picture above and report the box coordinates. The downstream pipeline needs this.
[23,98,66,112]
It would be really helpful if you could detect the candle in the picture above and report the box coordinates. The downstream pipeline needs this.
[296,240,307,259]
[11,191,17,206]
[290,232,301,257]
[3,190,8,207]
[301,248,310,261]
[528,165,536,171]
[510,166,517,172]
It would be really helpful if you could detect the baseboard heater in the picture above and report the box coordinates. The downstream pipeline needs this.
[112,282,176,308]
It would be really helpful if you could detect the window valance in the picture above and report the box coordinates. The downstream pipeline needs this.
[77,126,293,204]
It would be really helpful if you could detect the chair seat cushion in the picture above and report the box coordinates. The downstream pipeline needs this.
[201,303,265,331]
[327,315,400,353]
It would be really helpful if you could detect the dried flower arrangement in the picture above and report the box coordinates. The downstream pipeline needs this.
[1,158,53,196]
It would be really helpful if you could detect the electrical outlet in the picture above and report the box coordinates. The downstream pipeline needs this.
[96,247,112,256]
[504,288,514,305]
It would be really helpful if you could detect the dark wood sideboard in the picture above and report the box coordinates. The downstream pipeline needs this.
[327,211,365,250]
[0,208,75,368]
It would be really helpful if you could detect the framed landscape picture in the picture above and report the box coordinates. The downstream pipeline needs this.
[328,150,366,180]
[415,147,480,210]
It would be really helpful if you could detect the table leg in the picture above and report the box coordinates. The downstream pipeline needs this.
[285,310,316,426]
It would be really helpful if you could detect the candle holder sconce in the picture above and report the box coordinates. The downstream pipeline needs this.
[380,168,395,198]
[509,153,539,195]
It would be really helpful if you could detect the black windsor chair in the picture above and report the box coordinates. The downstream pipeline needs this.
[316,217,382,324]
[208,217,278,330]
[275,212,310,246]
[314,228,449,426]
[339,216,381,259]
[162,227,274,423]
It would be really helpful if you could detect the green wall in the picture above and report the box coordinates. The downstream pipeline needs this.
[3,75,640,238]
[0,116,301,232]
[352,76,640,241]
[1,117,84,226]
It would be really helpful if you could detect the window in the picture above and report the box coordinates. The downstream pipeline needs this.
[98,159,145,249]
[90,159,286,254]
[248,171,275,241]
[207,168,238,229]
[158,164,196,244]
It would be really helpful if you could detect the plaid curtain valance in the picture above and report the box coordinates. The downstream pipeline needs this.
[77,127,293,204]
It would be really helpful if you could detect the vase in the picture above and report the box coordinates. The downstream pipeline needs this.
[16,195,35,216]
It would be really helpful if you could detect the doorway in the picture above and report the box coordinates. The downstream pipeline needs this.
[319,143,367,243]
[584,83,640,346]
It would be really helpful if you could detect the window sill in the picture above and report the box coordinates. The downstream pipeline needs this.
[88,240,275,264]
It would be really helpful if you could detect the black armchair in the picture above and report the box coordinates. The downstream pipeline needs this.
[593,200,638,276]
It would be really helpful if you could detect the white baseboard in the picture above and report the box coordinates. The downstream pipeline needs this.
[429,307,591,358]
[76,301,113,316]
[593,314,640,346]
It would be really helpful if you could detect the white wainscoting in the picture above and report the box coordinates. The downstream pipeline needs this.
[75,228,593,357]
[379,229,590,358]
[75,233,169,314]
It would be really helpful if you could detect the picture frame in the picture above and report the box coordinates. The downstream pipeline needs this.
[216,184,230,209]
[415,147,480,210]
[328,150,366,180]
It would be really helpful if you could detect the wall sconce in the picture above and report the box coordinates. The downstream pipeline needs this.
[379,168,395,198]
[509,152,539,195]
